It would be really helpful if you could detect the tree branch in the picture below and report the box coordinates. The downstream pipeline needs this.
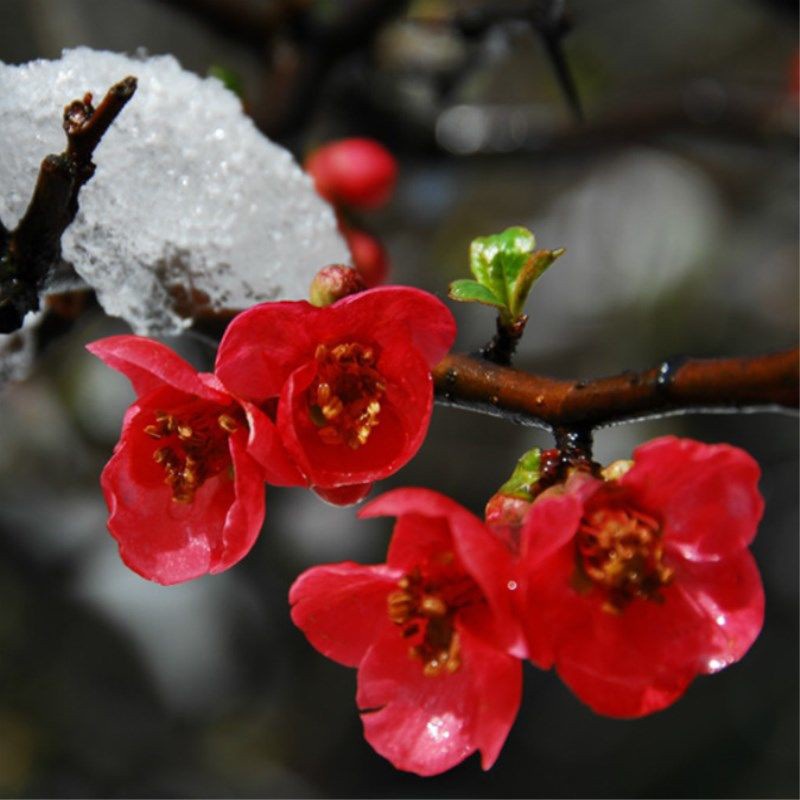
[0,76,137,333]
[433,348,799,431]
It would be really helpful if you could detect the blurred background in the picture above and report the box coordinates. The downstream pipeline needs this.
[0,0,797,796]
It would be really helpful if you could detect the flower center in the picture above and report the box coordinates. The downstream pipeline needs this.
[143,404,241,503]
[575,505,674,613]
[386,559,483,677]
[308,342,385,449]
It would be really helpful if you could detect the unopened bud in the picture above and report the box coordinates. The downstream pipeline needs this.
[305,138,398,210]
[485,492,533,549]
[309,264,366,307]
[343,226,390,287]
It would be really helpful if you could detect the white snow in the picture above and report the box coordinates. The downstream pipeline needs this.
[0,48,349,335]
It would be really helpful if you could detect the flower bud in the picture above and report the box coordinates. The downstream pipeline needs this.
[485,491,533,548]
[305,137,397,209]
[344,227,390,287]
[309,264,366,307]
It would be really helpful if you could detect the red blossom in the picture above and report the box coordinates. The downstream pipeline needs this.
[305,137,398,210]
[289,488,523,775]
[517,436,765,718]
[215,287,456,502]
[88,335,302,584]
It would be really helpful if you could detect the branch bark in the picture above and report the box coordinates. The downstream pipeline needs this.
[433,348,799,431]
[0,76,137,333]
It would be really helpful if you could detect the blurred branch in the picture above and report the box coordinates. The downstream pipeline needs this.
[157,0,409,138]
[433,348,799,432]
[455,0,583,123]
[0,76,137,333]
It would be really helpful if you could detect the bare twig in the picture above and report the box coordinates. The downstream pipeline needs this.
[0,76,137,333]
[433,348,799,432]
[455,0,583,123]
[158,0,408,138]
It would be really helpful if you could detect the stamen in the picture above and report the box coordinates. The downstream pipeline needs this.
[575,505,673,612]
[218,414,238,433]
[142,404,243,503]
[308,342,385,449]
[386,565,484,677]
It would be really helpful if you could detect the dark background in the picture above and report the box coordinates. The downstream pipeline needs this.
[0,1,797,796]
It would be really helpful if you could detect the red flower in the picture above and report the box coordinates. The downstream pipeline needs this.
[289,488,523,775]
[305,138,398,210]
[344,225,390,287]
[517,436,765,718]
[215,287,456,502]
[88,335,302,584]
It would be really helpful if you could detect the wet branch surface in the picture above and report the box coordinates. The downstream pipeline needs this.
[0,76,137,333]
[433,348,799,432]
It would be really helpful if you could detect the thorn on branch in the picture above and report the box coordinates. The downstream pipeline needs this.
[0,75,137,333]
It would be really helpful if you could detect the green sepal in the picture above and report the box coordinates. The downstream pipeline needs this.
[498,448,542,500]
[447,279,506,310]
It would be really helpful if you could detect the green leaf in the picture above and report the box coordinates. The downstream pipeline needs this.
[448,279,506,310]
[469,227,536,311]
[208,65,245,99]
[508,247,565,319]
[498,448,542,499]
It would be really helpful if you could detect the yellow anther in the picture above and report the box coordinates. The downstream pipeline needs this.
[388,590,414,624]
[420,595,447,618]
[322,397,344,420]
[177,425,193,440]
[217,414,238,433]
[316,382,331,405]
[144,425,162,439]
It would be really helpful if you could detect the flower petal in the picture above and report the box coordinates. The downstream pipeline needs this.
[289,563,403,667]
[362,488,523,654]
[527,549,698,717]
[330,286,456,368]
[356,622,521,775]
[524,541,762,718]
[211,432,267,574]
[240,400,306,487]
[277,359,425,487]
[520,488,585,571]
[621,436,764,561]
[215,301,323,401]
[313,482,374,506]
[674,549,764,674]
[87,335,227,402]
[101,402,236,585]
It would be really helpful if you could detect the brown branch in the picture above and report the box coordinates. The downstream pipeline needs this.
[433,348,799,431]
[0,76,137,333]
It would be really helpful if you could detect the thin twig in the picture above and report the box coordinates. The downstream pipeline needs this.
[0,76,137,333]
[433,348,799,431]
